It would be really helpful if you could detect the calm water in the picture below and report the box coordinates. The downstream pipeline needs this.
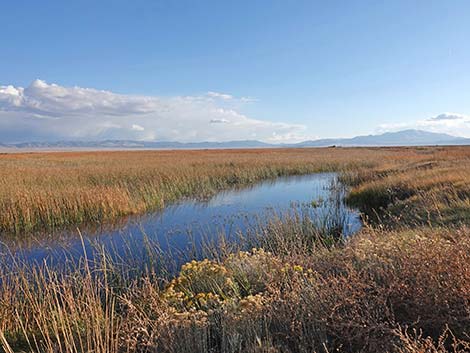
[1,173,361,266]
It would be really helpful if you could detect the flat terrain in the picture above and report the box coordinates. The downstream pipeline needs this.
[1,147,470,352]
[2,146,468,235]
[0,147,382,235]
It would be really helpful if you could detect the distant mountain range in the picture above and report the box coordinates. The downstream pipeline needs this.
[0,139,274,150]
[292,129,470,147]
[1,130,469,150]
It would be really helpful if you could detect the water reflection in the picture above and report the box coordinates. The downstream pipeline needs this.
[0,173,361,266]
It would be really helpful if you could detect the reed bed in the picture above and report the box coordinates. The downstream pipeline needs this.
[1,215,469,352]
[345,147,470,227]
[2,146,470,352]
[0,148,385,235]
[1,146,458,235]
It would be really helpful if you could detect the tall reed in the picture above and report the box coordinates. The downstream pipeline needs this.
[1,212,469,352]
[0,147,438,235]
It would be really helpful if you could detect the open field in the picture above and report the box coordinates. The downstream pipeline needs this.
[0,148,385,235]
[1,147,470,352]
[2,146,469,235]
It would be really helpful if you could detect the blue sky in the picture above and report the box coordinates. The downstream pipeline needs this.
[1,0,470,142]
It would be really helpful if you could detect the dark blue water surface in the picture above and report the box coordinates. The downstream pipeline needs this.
[1,173,361,267]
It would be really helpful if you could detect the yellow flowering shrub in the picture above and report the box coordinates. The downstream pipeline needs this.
[224,248,283,296]
[164,259,235,311]
[164,249,286,312]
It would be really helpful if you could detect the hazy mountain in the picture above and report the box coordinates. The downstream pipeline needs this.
[1,130,469,150]
[295,129,467,147]
[4,140,276,150]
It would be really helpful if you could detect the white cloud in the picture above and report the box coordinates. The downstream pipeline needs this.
[0,79,308,143]
[377,112,470,137]
[206,91,256,103]
[131,124,145,131]
[207,91,233,100]
[428,113,467,121]
[210,118,230,124]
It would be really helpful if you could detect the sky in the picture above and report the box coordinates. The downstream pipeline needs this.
[1,0,470,143]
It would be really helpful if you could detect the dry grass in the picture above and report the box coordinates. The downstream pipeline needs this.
[0,148,387,235]
[2,146,470,235]
[345,147,470,227]
[1,146,470,352]
[1,223,469,353]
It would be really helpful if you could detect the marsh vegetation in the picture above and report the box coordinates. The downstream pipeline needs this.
[1,147,470,352]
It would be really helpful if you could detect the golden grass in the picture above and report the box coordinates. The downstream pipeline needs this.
[0,148,377,235]
[2,146,470,352]
[345,147,470,227]
[1,224,469,352]
[3,146,470,235]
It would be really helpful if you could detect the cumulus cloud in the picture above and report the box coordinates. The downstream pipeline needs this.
[206,91,256,103]
[207,91,233,100]
[210,118,230,124]
[131,124,145,131]
[428,113,467,121]
[377,112,470,137]
[0,80,307,143]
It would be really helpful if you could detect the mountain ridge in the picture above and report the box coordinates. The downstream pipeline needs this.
[293,129,465,147]
[1,130,469,150]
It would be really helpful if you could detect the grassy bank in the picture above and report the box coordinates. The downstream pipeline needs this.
[345,146,470,228]
[2,146,466,236]
[1,214,469,352]
[1,146,470,352]
[0,148,382,235]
